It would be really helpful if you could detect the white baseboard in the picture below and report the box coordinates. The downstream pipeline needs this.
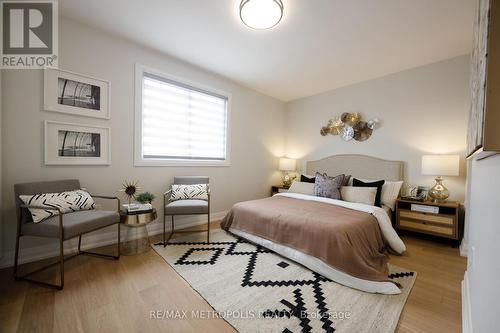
[462,271,473,333]
[0,210,227,269]
[460,241,469,257]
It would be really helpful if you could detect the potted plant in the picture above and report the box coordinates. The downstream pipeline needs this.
[136,192,156,204]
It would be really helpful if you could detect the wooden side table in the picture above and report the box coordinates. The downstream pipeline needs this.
[395,199,463,244]
[120,208,157,255]
[271,185,290,196]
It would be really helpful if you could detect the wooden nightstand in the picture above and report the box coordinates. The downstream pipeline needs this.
[271,185,290,196]
[395,199,463,243]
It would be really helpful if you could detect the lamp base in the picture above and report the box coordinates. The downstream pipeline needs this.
[428,176,449,202]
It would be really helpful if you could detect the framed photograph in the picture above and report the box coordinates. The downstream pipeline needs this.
[44,68,110,119]
[44,121,111,165]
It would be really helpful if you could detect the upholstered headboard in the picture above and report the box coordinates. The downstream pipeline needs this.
[306,154,404,181]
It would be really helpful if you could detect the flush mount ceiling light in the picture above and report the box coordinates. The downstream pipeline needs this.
[240,0,284,30]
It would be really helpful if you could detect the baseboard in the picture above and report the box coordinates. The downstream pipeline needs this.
[462,271,473,333]
[0,210,227,269]
[460,241,468,257]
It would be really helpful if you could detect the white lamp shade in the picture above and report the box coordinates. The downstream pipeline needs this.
[421,155,459,176]
[279,158,296,171]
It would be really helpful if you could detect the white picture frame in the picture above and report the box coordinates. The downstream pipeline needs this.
[44,68,110,119]
[44,121,111,165]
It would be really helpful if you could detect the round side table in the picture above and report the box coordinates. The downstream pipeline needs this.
[120,208,157,255]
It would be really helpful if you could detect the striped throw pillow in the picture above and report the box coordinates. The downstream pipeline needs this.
[170,184,208,201]
[19,190,95,223]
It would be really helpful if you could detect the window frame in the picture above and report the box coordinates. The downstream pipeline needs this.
[134,63,231,167]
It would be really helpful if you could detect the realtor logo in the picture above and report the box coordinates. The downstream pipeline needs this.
[1,0,58,68]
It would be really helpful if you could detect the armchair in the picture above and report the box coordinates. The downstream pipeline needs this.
[14,179,121,290]
[161,176,210,246]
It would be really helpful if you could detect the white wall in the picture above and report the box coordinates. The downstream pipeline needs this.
[464,154,500,332]
[285,56,470,201]
[0,18,286,266]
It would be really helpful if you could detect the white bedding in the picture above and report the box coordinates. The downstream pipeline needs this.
[275,192,406,254]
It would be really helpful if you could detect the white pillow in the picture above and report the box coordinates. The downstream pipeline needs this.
[348,178,403,211]
[171,184,208,201]
[340,187,378,206]
[19,190,95,223]
[380,181,403,211]
[288,181,315,196]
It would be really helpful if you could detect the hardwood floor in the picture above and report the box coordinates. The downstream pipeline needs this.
[0,222,466,333]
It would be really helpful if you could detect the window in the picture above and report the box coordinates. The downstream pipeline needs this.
[135,65,230,166]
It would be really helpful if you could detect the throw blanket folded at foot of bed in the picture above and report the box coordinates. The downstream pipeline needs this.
[221,193,406,292]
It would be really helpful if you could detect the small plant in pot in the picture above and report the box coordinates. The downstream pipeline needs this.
[136,192,156,204]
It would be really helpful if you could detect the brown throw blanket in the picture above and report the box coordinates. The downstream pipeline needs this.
[221,195,390,282]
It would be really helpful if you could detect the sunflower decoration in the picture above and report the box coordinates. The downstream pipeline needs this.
[120,181,141,204]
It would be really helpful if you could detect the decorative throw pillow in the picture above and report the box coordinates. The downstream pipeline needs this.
[352,178,385,207]
[170,184,209,201]
[340,187,378,206]
[288,181,315,196]
[342,175,352,186]
[300,174,316,183]
[355,179,403,211]
[19,190,95,223]
[313,172,344,199]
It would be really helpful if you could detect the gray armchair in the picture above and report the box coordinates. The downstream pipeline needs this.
[14,179,121,290]
[162,176,210,246]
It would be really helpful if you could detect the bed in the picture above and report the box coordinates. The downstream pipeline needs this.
[221,154,406,294]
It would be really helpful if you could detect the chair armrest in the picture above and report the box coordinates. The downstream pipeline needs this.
[89,195,121,212]
[19,204,65,231]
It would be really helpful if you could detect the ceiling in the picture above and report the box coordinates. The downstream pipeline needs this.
[60,0,476,101]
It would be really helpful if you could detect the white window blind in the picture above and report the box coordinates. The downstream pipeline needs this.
[141,73,228,161]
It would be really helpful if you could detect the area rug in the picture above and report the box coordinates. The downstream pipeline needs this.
[152,230,416,333]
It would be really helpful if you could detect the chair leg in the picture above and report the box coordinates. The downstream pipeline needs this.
[163,213,166,245]
[78,224,120,260]
[207,212,210,243]
[13,219,21,280]
[117,222,121,258]
[163,215,175,247]
[59,231,64,290]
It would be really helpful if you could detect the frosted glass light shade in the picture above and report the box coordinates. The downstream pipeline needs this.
[421,155,459,176]
[279,158,296,171]
[240,0,284,30]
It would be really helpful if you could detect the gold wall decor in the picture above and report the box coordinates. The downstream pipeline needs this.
[320,113,379,142]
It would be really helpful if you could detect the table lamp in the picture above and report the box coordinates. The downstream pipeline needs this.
[421,155,459,202]
[279,158,296,187]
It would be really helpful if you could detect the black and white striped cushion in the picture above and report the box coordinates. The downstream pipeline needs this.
[19,190,96,223]
[170,184,208,201]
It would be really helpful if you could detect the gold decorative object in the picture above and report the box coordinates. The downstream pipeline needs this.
[328,117,344,135]
[321,113,379,142]
[353,121,373,141]
[320,126,330,136]
[341,112,361,126]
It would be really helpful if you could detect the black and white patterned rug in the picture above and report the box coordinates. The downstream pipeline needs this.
[152,231,416,333]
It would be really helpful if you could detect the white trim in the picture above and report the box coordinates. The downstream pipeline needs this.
[134,63,232,167]
[0,210,227,269]
[462,271,473,333]
[460,240,469,257]
[43,68,111,119]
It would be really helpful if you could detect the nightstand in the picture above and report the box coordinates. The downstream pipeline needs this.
[395,199,463,243]
[271,185,290,196]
